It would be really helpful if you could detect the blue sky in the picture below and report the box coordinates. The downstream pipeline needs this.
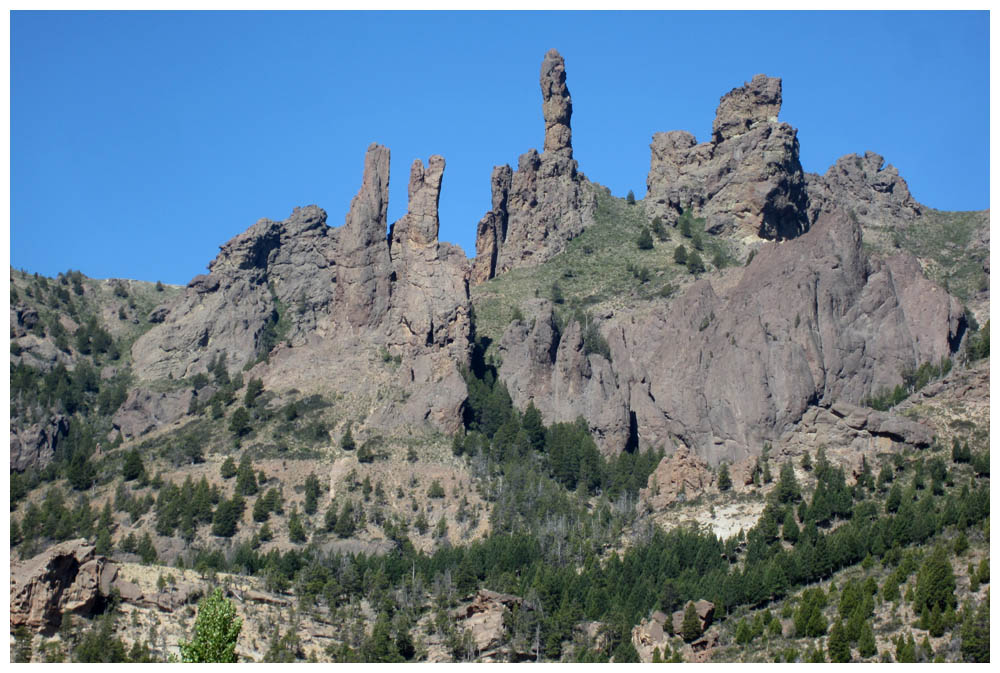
[10,10,990,285]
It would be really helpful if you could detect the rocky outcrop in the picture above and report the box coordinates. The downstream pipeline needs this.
[111,387,195,441]
[632,601,716,663]
[10,539,109,630]
[473,50,596,283]
[646,74,809,240]
[498,208,964,463]
[498,299,629,454]
[671,600,714,636]
[130,143,471,438]
[10,414,69,472]
[806,151,921,229]
[452,590,530,661]
[638,445,714,510]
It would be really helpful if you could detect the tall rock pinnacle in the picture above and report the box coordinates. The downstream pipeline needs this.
[540,48,573,157]
[391,155,445,247]
[472,49,595,283]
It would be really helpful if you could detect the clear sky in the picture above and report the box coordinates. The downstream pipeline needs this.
[10,10,990,285]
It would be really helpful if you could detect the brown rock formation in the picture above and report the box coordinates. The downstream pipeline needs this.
[646,74,809,240]
[10,539,109,630]
[671,600,715,636]
[130,144,471,438]
[498,300,629,455]
[452,590,530,660]
[498,208,964,463]
[473,50,596,283]
[639,445,714,510]
[540,48,572,157]
[111,387,194,441]
[806,151,921,229]
[10,414,69,472]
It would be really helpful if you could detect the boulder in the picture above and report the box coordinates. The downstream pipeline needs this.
[639,444,714,510]
[452,589,528,659]
[671,599,715,636]
[10,539,111,630]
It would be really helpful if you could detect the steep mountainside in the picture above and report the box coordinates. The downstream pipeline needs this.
[10,48,989,664]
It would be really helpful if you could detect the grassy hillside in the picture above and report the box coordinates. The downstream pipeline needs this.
[471,191,735,358]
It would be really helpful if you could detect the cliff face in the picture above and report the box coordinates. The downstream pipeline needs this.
[472,49,597,284]
[130,144,472,437]
[498,207,965,462]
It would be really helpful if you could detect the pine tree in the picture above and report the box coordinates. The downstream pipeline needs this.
[717,463,732,491]
[782,509,800,543]
[341,424,356,451]
[681,601,701,641]
[220,456,237,479]
[686,250,705,275]
[636,227,654,250]
[304,472,320,515]
[229,406,251,437]
[776,460,801,503]
[858,620,877,658]
[828,619,851,662]
[122,449,145,482]
[673,245,687,265]
[914,545,956,615]
[235,453,258,496]
[960,597,989,662]
[288,506,307,543]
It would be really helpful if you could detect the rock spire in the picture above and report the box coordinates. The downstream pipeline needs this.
[540,48,573,157]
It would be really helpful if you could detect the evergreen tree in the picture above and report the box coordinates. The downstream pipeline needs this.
[673,245,687,265]
[220,456,237,479]
[288,506,307,543]
[857,620,877,658]
[776,460,800,503]
[252,495,270,523]
[235,453,258,496]
[304,472,320,515]
[122,449,145,482]
[341,424,356,451]
[960,597,990,663]
[782,509,800,543]
[681,601,701,641]
[717,462,732,491]
[885,482,902,513]
[636,227,654,250]
[686,250,705,275]
[914,546,956,615]
[13,625,33,663]
[229,407,251,437]
[827,619,851,662]
[335,501,356,538]
[243,377,264,408]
